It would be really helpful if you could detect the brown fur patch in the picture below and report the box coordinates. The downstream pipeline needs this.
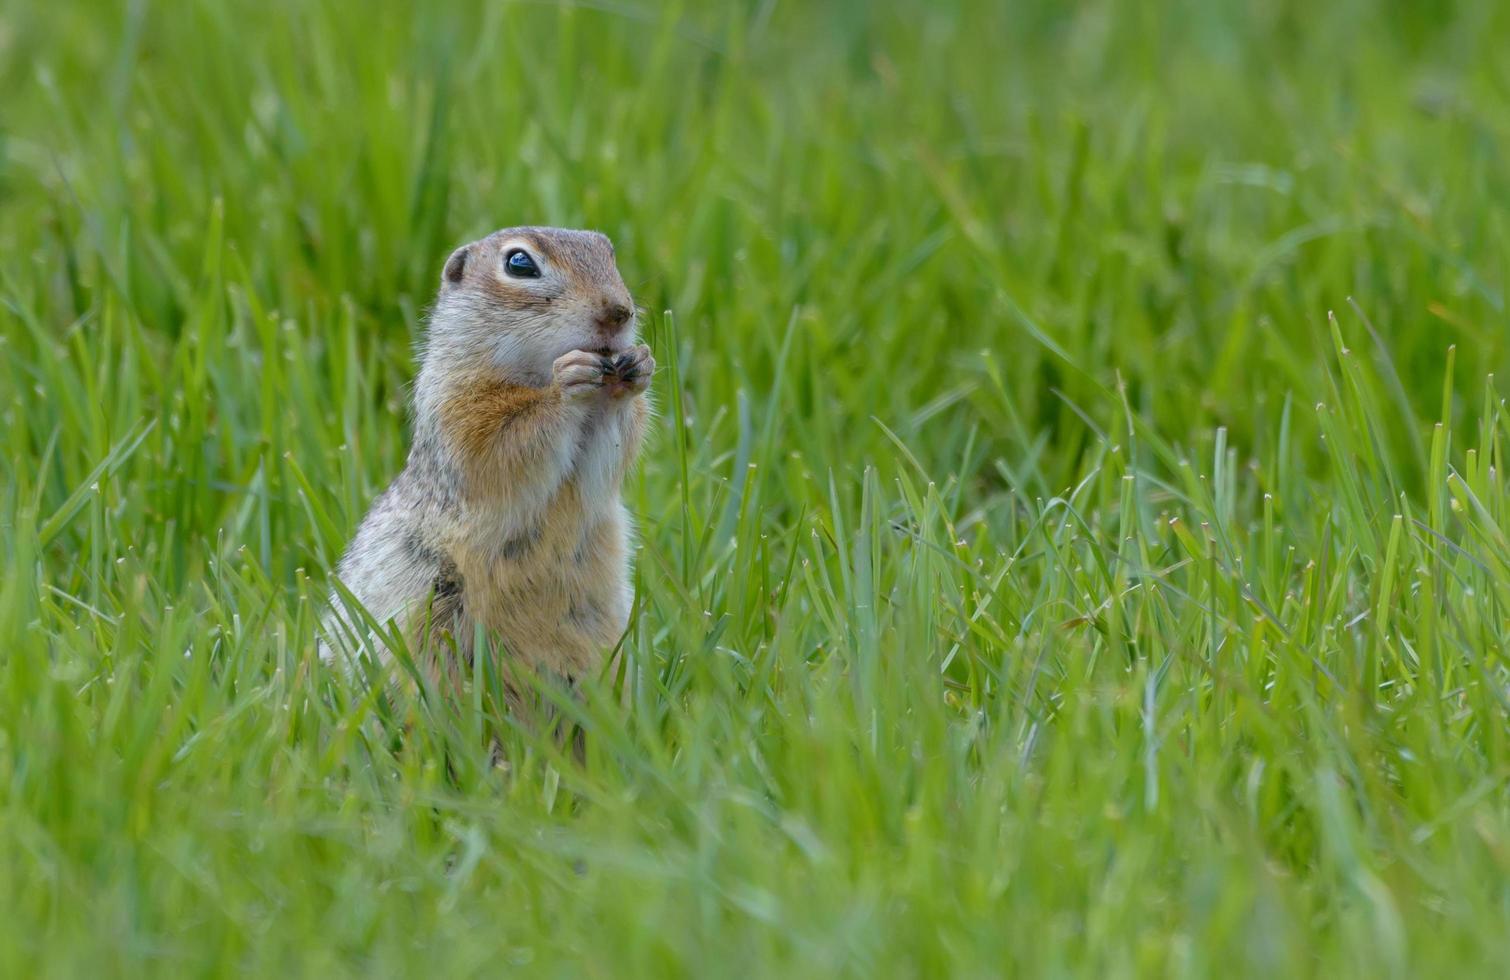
[439,377,554,472]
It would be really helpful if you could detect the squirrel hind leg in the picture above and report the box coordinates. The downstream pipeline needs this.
[326,503,466,667]
[389,529,468,653]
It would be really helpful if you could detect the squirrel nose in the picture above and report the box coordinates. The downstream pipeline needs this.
[597,302,633,331]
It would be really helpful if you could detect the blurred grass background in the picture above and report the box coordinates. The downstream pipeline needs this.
[1,0,1508,975]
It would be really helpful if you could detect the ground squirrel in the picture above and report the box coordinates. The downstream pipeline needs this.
[323,226,654,689]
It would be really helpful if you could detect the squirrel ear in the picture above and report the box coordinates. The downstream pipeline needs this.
[442,245,469,286]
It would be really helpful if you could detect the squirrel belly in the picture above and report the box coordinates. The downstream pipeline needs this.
[444,478,637,679]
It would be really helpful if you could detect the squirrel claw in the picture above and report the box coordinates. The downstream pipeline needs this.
[606,344,654,396]
[555,345,652,400]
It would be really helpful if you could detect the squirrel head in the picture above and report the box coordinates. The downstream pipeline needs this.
[426,226,637,386]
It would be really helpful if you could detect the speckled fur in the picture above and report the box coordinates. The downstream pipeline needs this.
[322,227,653,687]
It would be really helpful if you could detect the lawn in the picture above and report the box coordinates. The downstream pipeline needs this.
[2,0,1508,975]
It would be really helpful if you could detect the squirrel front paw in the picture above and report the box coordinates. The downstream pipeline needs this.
[553,350,610,399]
[605,344,655,397]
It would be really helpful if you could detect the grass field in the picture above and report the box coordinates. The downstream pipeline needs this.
[3,0,1509,975]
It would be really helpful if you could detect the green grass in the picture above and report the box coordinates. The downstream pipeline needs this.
[3,0,1509,974]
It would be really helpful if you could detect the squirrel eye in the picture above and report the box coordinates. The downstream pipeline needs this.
[504,248,541,278]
